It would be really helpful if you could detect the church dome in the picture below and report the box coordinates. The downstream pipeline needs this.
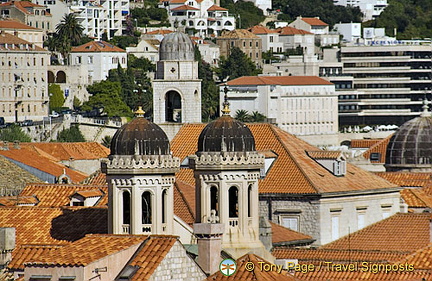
[386,114,432,170]
[110,115,170,156]
[197,115,256,153]
[159,31,195,61]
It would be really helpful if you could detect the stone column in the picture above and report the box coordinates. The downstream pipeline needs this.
[194,223,224,275]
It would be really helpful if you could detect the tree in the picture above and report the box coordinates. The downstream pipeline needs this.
[48,84,65,112]
[0,125,31,142]
[101,135,112,148]
[221,0,265,28]
[56,14,84,46]
[234,109,251,122]
[57,125,86,142]
[217,47,261,81]
[82,80,132,117]
[250,111,266,122]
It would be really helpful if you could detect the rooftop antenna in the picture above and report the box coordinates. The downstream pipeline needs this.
[221,85,231,116]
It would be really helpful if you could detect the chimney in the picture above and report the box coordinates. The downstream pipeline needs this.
[2,141,8,151]
[0,228,15,267]
[13,140,20,149]
[194,222,224,275]
[259,216,272,251]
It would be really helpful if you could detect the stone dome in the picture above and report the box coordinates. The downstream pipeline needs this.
[385,115,432,171]
[110,116,170,156]
[197,115,256,153]
[159,31,194,61]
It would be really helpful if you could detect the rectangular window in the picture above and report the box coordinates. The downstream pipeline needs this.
[331,216,339,240]
[88,56,93,64]
[357,212,365,230]
[280,216,299,231]
[270,36,274,42]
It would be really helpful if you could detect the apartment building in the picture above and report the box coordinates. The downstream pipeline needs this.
[333,0,388,21]
[0,32,49,123]
[216,29,262,66]
[0,19,44,47]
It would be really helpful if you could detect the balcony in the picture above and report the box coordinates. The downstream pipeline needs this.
[122,224,130,234]
[228,218,239,227]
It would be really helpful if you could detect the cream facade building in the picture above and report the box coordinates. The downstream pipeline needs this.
[0,19,44,47]
[216,29,262,66]
[0,32,49,123]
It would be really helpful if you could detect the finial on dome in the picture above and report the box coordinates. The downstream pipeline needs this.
[221,85,231,116]
[420,98,430,117]
[135,106,145,117]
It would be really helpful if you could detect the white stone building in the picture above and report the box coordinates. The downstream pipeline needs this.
[249,25,283,54]
[223,76,338,142]
[126,38,160,62]
[0,19,44,47]
[0,32,49,123]
[333,0,388,21]
[277,26,315,54]
[70,40,127,83]
[334,22,361,43]
[289,16,339,47]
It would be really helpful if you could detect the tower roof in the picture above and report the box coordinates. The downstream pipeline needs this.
[110,116,170,156]
[159,31,195,61]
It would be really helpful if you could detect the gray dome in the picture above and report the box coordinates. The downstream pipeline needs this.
[385,116,432,171]
[110,117,170,156]
[159,31,195,61]
[197,115,256,153]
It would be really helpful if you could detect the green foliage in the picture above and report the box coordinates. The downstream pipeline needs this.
[365,0,432,39]
[234,110,266,122]
[131,7,169,27]
[272,0,362,28]
[56,125,86,142]
[0,125,31,142]
[128,55,156,72]
[83,80,132,117]
[217,47,262,81]
[221,0,265,28]
[48,84,65,112]
[73,96,81,110]
[101,135,112,148]
[109,36,139,50]
[56,14,84,46]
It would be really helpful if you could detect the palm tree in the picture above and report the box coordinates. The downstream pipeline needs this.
[250,111,266,122]
[235,109,251,122]
[56,14,84,46]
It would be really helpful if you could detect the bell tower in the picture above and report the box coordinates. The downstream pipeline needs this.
[153,31,201,129]
[102,108,180,235]
[189,92,272,260]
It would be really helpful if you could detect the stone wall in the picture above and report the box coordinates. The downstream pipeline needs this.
[150,241,206,281]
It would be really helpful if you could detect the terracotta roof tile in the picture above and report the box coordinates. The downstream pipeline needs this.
[249,25,277,34]
[71,40,125,53]
[293,268,431,280]
[74,189,104,198]
[351,139,382,148]
[401,188,432,208]
[272,248,409,264]
[362,134,393,163]
[306,150,342,160]
[20,142,110,161]
[207,253,300,280]
[0,195,39,206]
[0,32,46,51]
[374,172,432,187]
[8,245,62,270]
[145,29,173,35]
[0,19,38,30]
[299,17,328,26]
[270,221,313,244]
[207,4,227,11]
[0,1,51,16]
[171,4,199,10]
[0,149,88,183]
[128,235,178,280]
[174,180,195,225]
[322,213,431,252]
[399,244,432,270]
[0,155,42,194]
[81,170,108,185]
[172,123,397,194]
[218,29,259,39]
[277,26,313,35]
[20,183,107,207]
[226,76,333,86]
[27,234,145,266]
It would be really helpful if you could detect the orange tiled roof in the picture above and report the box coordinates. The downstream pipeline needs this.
[174,180,195,225]
[26,234,145,266]
[0,195,39,206]
[322,213,431,252]
[128,235,178,280]
[278,26,313,35]
[374,172,432,188]
[20,183,107,207]
[0,32,46,51]
[249,25,277,34]
[0,19,38,30]
[300,17,328,26]
[8,245,62,270]
[206,253,299,280]
[81,170,108,185]
[20,142,110,161]
[0,149,88,183]
[74,189,104,198]
[218,29,259,39]
[0,1,51,16]
[272,248,409,264]
[362,134,393,163]
[270,221,313,244]
[399,244,432,270]
[401,188,432,208]
[207,4,227,11]
[71,40,125,53]
[351,139,382,148]
[171,4,199,10]
[226,76,333,86]
[172,123,398,194]
[145,29,173,35]
[306,150,342,160]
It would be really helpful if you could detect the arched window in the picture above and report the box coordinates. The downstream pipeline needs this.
[122,191,131,225]
[189,20,194,26]
[56,71,66,83]
[162,189,167,224]
[228,186,238,218]
[210,186,219,215]
[248,185,252,217]
[165,91,182,123]
[142,191,152,224]
[224,21,232,26]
